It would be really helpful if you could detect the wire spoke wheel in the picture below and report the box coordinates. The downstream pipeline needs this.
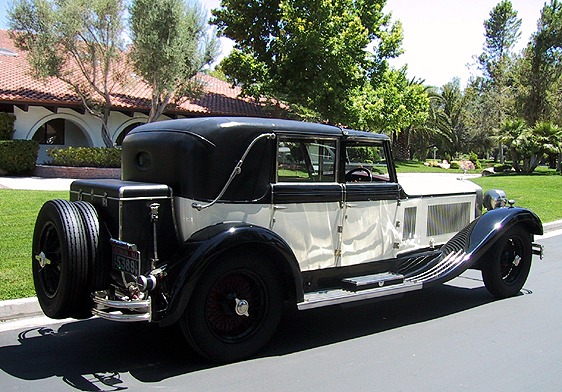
[181,252,282,362]
[205,270,267,342]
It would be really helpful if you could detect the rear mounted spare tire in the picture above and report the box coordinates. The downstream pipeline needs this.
[32,199,91,319]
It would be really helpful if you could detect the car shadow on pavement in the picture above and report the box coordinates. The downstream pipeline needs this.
[0,280,505,390]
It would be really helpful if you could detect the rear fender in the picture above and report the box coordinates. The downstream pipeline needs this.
[158,222,302,326]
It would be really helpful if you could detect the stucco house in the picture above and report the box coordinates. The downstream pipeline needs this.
[0,29,276,163]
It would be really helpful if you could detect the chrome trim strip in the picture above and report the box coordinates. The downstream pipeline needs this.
[297,281,422,310]
[70,190,171,202]
[92,308,150,322]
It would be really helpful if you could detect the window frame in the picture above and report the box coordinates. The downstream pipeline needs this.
[275,136,339,184]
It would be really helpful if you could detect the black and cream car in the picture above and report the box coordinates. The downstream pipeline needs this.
[32,117,543,362]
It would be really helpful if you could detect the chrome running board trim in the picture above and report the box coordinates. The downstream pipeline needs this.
[297,280,422,310]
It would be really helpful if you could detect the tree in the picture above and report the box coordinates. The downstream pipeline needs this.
[8,0,126,147]
[431,79,469,158]
[478,0,521,81]
[129,0,219,123]
[497,118,526,172]
[519,0,562,126]
[477,0,522,163]
[211,0,403,125]
[497,119,561,173]
[347,68,429,159]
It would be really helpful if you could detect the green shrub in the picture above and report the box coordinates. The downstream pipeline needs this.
[494,163,512,173]
[450,161,460,169]
[0,113,15,140]
[0,140,39,174]
[47,146,121,168]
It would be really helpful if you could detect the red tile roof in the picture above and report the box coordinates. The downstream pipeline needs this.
[0,29,273,117]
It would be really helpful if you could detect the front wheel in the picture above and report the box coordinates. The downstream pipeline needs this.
[481,225,532,298]
[181,252,283,362]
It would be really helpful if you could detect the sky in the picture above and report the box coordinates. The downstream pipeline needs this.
[0,0,549,87]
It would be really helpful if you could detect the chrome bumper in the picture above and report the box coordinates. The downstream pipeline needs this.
[91,293,151,322]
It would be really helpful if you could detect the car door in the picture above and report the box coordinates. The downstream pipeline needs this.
[339,140,401,267]
[270,137,344,271]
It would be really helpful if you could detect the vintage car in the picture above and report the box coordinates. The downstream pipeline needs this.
[32,117,543,362]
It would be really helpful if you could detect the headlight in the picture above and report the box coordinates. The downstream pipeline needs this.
[483,189,507,211]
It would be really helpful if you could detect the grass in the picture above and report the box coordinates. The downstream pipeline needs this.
[0,190,68,300]
[470,174,562,223]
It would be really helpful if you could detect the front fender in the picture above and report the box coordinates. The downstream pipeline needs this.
[158,222,302,326]
[466,207,542,264]
[410,207,542,288]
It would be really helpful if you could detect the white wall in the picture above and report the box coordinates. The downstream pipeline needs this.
[11,105,158,163]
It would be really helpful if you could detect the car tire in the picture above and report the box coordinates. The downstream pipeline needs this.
[73,201,109,291]
[181,251,283,362]
[481,225,532,298]
[32,199,90,319]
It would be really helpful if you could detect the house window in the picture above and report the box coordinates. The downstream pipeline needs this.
[32,118,65,145]
[277,138,336,182]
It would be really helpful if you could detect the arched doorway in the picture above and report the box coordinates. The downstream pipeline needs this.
[115,121,144,146]
[31,117,91,163]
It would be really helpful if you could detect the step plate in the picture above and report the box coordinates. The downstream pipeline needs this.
[298,280,422,310]
[341,272,404,292]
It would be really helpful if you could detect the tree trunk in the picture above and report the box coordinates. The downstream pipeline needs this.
[393,130,410,161]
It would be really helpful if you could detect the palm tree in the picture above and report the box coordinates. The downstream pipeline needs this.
[497,118,526,172]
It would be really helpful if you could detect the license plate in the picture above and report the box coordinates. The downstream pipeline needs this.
[111,240,141,276]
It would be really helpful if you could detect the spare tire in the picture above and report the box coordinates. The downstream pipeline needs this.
[32,199,90,319]
[73,201,109,292]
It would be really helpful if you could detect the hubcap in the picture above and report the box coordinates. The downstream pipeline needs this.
[205,271,267,342]
[35,251,51,269]
[500,237,525,284]
[235,298,250,317]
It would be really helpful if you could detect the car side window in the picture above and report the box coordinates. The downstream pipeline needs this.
[345,142,390,182]
[277,139,336,182]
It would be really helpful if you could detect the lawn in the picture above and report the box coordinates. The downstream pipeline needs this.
[0,190,68,300]
[470,174,562,223]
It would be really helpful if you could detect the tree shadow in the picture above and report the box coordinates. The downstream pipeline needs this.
[0,278,509,390]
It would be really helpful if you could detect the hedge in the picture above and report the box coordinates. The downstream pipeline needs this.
[0,113,15,140]
[0,140,39,174]
[47,146,121,168]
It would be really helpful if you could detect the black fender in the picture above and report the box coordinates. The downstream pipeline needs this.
[465,206,542,269]
[158,222,303,326]
[406,207,542,288]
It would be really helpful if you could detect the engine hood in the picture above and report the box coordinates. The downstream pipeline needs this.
[397,173,482,197]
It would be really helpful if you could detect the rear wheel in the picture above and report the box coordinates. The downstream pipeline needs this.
[482,225,532,298]
[181,252,282,362]
[32,200,90,318]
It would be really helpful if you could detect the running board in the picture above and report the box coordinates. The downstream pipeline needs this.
[297,280,422,310]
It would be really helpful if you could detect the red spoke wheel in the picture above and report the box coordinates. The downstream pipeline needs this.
[181,252,282,362]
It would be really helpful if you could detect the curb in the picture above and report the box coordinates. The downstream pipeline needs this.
[1,219,561,324]
[0,297,43,322]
